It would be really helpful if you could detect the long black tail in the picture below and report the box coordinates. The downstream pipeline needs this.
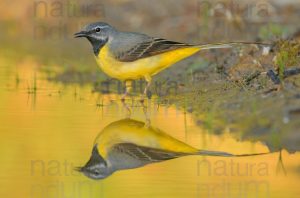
[197,149,271,157]
[197,42,272,50]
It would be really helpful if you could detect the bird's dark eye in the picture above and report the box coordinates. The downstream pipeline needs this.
[95,27,101,32]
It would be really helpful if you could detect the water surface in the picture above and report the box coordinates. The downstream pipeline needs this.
[0,55,300,198]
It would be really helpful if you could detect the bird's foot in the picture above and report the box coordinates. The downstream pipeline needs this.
[121,91,128,102]
[139,98,145,104]
[121,98,131,118]
[139,94,146,104]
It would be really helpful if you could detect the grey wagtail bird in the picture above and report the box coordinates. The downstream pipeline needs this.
[74,22,267,101]
[76,119,268,180]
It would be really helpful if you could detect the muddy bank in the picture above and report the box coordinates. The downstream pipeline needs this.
[158,41,300,154]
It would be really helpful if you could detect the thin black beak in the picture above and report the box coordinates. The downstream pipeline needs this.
[74,166,83,172]
[74,31,88,38]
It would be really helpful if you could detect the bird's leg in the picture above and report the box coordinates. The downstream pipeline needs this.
[121,80,132,117]
[121,80,132,102]
[140,76,151,103]
[142,102,151,128]
[121,100,131,118]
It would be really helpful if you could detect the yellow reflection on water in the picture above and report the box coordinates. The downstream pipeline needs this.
[0,56,300,198]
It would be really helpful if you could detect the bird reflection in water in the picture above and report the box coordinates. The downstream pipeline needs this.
[76,118,268,180]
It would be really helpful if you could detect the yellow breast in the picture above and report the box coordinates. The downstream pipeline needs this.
[95,44,201,81]
[94,119,198,158]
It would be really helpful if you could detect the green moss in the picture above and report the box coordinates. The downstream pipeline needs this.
[275,40,300,80]
[259,24,287,40]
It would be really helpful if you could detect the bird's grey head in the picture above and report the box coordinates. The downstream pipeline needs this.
[74,22,116,56]
[76,145,112,180]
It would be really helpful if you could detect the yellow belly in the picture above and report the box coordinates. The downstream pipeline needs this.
[95,119,198,158]
[95,44,201,80]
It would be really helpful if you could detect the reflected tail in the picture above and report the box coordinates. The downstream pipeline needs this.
[197,150,271,157]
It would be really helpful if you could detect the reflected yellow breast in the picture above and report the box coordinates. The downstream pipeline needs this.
[94,119,198,158]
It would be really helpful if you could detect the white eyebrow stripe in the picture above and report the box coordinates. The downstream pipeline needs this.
[98,25,110,29]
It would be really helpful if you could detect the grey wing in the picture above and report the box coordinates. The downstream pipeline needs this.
[110,32,193,62]
[107,143,190,170]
